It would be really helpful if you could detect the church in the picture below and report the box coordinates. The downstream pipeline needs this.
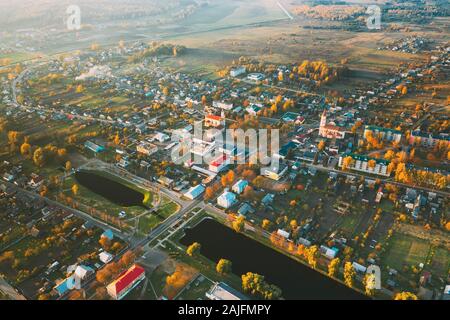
[319,109,348,140]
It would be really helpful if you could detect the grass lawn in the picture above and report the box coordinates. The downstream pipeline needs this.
[383,233,431,270]
[137,199,180,235]
[338,213,363,237]
[431,247,450,278]
[175,274,214,300]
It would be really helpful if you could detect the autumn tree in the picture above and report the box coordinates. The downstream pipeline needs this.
[342,156,354,170]
[20,142,32,158]
[394,292,418,300]
[65,161,72,172]
[305,245,319,269]
[33,147,45,167]
[344,262,356,288]
[318,140,326,151]
[262,219,271,230]
[328,258,340,278]
[186,242,201,257]
[241,272,282,300]
[232,216,245,233]
[72,184,79,196]
[216,259,232,275]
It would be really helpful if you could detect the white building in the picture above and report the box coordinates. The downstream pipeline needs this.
[153,132,170,143]
[338,153,390,177]
[247,73,265,81]
[184,185,205,200]
[136,142,158,156]
[217,190,237,209]
[261,163,288,181]
[209,155,230,173]
[232,179,248,194]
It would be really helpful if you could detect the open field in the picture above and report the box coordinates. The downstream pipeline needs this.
[383,233,431,271]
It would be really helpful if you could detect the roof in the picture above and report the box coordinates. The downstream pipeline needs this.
[101,229,114,240]
[184,184,205,198]
[342,153,390,165]
[411,130,450,141]
[109,264,145,295]
[232,179,248,189]
[364,125,402,134]
[206,114,222,121]
[218,191,236,202]
[99,251,114,263]
[210,155,228,167]
[75,265,94,279]
[207,282,248,300]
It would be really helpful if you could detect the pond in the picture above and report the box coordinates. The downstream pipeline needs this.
[180,218,367,300]
[75,171,145,207]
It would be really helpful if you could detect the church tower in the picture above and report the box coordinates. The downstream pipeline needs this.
[320,109,327,128]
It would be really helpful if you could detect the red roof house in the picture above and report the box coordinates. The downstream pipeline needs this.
[106,264,145,300]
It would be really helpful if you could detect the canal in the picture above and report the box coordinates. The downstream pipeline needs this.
[180,218,367,300]
[75,170,145,207]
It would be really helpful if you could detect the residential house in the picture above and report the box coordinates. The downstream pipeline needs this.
[217,190,237,209]
[136,142,158,156]
[232,180,248,195]
[261,163,288,181]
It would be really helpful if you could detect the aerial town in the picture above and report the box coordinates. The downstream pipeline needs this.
[0,0,448,303]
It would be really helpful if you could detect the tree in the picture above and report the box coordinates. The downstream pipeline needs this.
[318,140,326,151]
[119,250,136,268]
[20,142,31,158]
[342,156,354,170]
[226,170,235,185]
[75,84,84,93]
[328,258,340,278]
[394,292,418,300]
[72,184,79,196]
[261,219,271,230]
[368,159,376,169]
[232,216,245,233]
[95,268,111,285]
[305,245,319,269]
[114,133,120,145]
[65,161,72,172]
[241,272,282,300]
[33,147,45,167]
[344,262,356,288]
[99,236,111,250]
[95,287,107,299]
[216,259,232,275]
[57,148,67,159]
[204,187,215,201]
[186,242,201,257]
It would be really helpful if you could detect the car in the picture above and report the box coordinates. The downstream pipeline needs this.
[119,211,127,218]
